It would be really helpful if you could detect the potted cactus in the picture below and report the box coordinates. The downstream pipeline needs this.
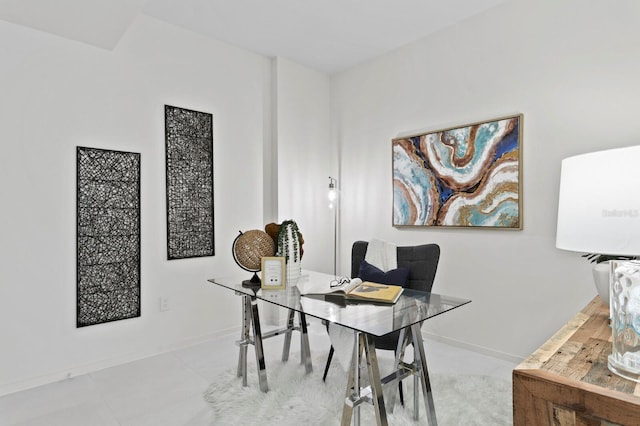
[265,220,304,285]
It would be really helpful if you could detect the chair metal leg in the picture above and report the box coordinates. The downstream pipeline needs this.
[323,345,335,382]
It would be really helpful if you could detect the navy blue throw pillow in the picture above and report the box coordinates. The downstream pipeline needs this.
[358,260,410,287]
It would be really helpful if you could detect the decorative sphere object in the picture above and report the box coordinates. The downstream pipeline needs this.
[232,230,275,272]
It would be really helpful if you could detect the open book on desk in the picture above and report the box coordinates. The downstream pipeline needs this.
[299,277,403,304]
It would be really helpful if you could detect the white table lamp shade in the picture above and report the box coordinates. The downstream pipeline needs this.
[556,145,640,256]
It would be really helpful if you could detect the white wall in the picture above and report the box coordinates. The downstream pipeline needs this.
[0,15,271,395]
[330,0,640,359]
[275,58,334,274]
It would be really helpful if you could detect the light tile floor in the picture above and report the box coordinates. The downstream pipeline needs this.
[0,319,517,426]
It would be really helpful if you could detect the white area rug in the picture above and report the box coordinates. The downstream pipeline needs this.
[203,354,512,425]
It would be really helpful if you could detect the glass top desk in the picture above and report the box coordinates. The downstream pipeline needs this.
[208,270,470,426]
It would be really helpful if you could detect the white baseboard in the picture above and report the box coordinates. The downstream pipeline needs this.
[0,326,239,398]
[422,331,524,364]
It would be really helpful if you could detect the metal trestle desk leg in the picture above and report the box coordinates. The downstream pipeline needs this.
[236,295,312,393]
[281,308,312,374]
[236,293,268,392]
[341,332,388,426]
[411,323,437,425]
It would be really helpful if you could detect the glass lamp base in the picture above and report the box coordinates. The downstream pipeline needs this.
[608,354,640,383]
[610,260,640,383]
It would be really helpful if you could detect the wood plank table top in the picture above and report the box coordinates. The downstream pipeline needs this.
[513,297,640,425]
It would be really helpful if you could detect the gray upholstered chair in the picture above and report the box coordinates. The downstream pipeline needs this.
[322,240,441,404]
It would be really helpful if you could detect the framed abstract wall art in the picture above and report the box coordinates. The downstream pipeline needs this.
[76,147,141,327]
[392,114,522,229]
[165,105,215,259]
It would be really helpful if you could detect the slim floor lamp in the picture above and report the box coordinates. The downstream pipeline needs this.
[328,177,338,277]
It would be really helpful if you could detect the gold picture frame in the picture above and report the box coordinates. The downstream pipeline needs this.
[261,257,286,289]
[392,113,523,229]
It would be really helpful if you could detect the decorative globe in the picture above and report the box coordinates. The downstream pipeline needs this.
[232,230,275,286]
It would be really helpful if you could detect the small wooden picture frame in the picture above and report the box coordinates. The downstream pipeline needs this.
[261,257,286,289]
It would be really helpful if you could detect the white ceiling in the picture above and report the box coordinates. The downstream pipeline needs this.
[0,0,148,50]
[0,0,506,74]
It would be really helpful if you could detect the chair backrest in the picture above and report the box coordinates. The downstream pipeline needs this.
[350,240,440,292]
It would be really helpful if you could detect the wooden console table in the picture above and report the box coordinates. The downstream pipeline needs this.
[513,297,640,425]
